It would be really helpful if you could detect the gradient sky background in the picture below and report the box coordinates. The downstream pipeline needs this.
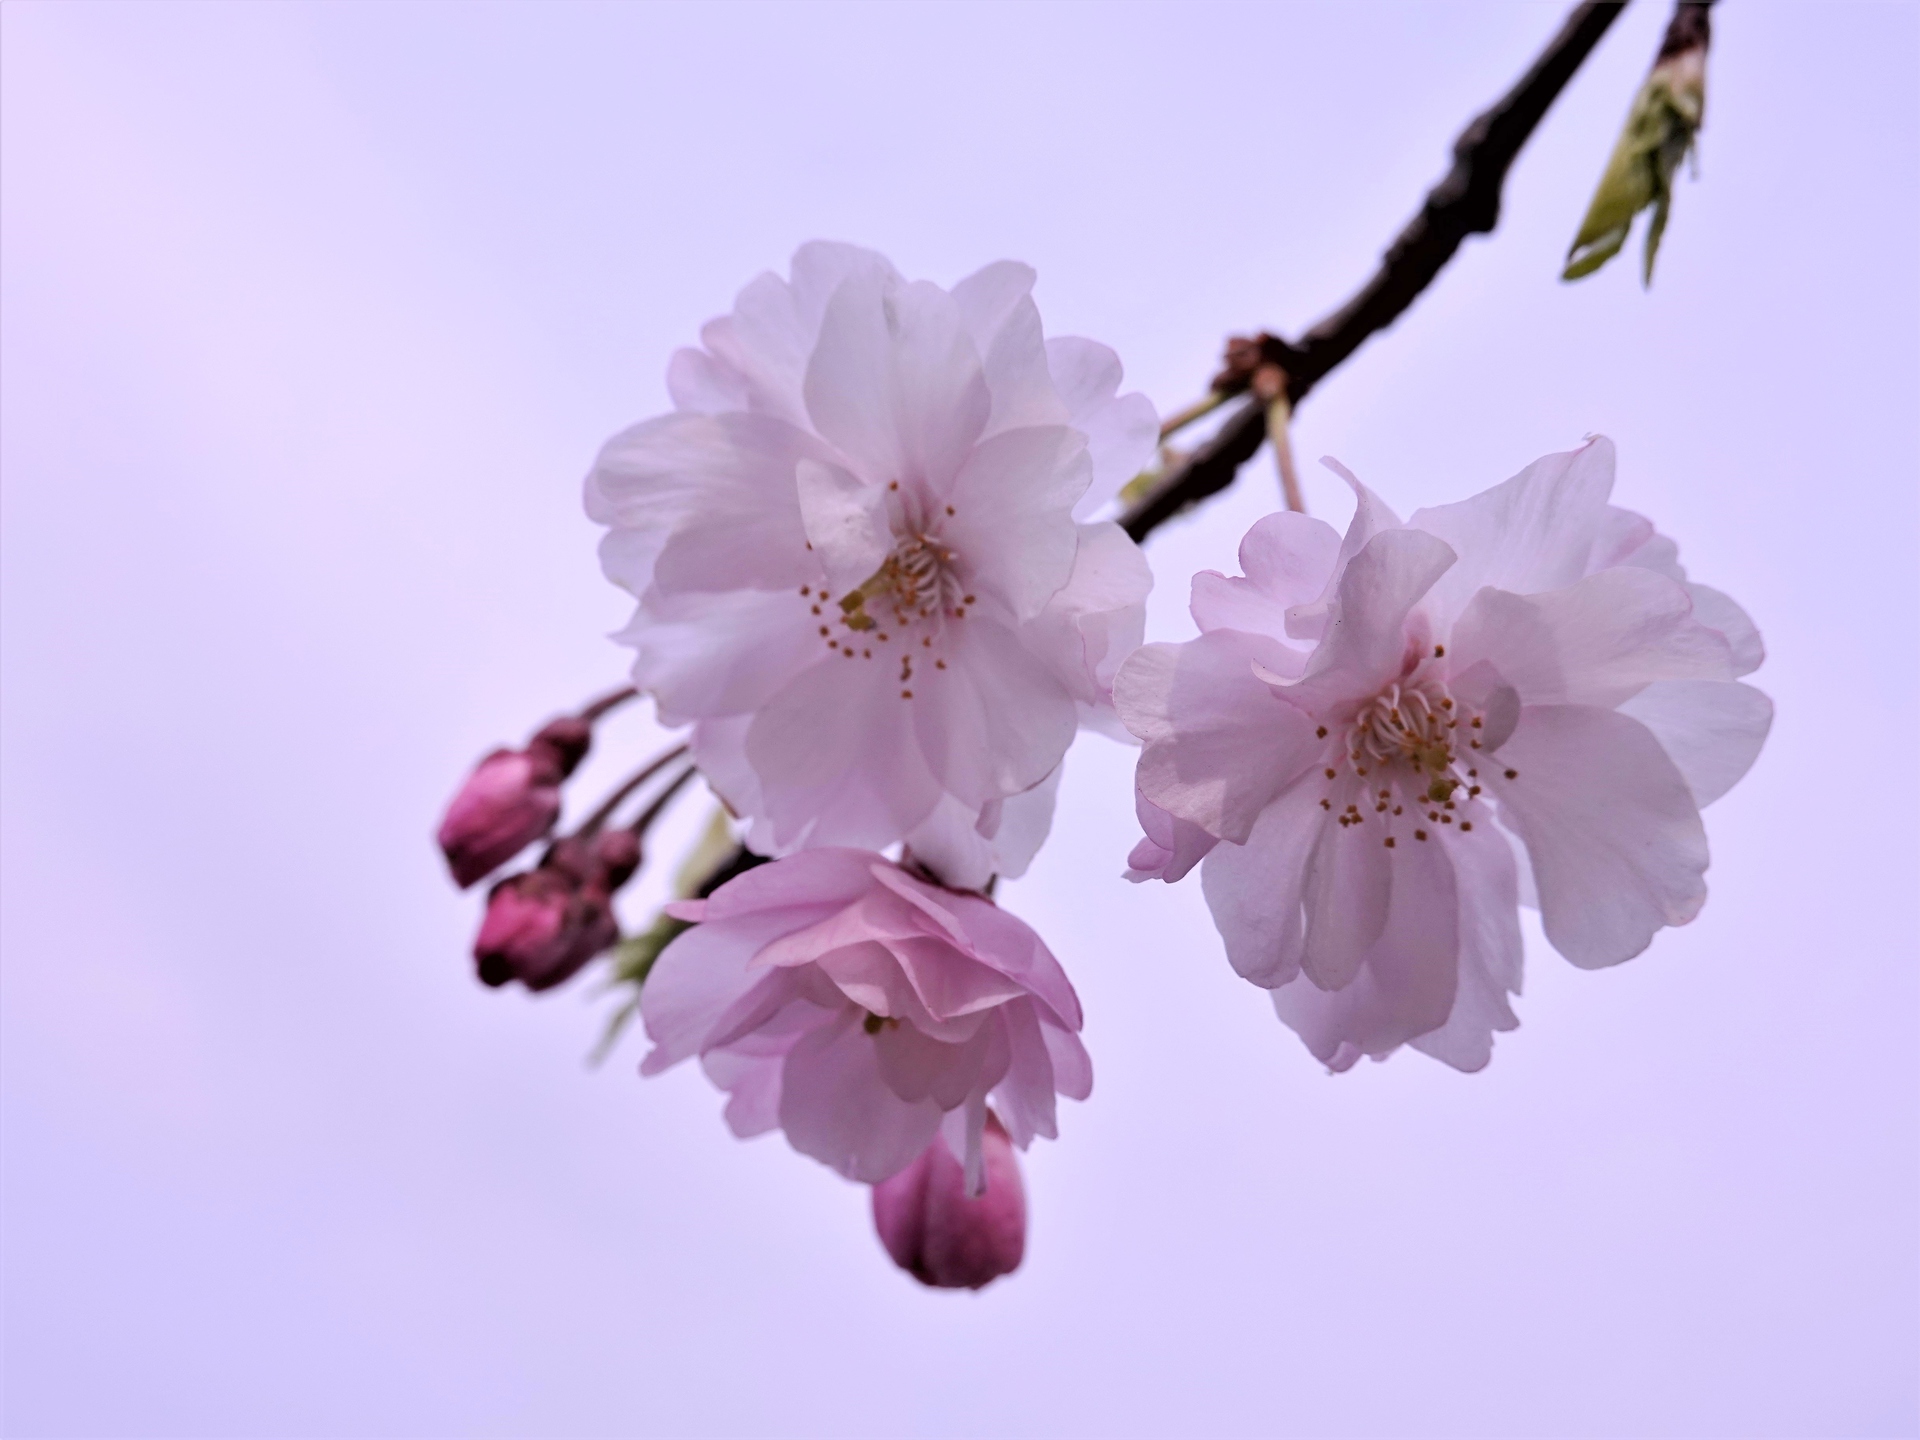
[3,2,1915,1436]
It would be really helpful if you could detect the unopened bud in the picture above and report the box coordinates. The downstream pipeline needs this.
[472,831,639,992]
[871,1114,1026,1290]
[436,717,596,889]
[1563,1,1711,286]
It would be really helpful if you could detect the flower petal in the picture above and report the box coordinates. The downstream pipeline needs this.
[778,1009,946,1182]
[1045,336,1158,516]
[1487,703,1708,968]
[1116,632,1322,843]
[944,425,1091,620]
[1449,566,1735,710]
[911,615,1078,809]
[1616,679,1773,808]
[1197,772,1326,986]
[1407,435,1617,628]
[1407,806,1522,1072]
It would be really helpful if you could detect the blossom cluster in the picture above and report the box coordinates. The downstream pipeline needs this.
[436,242,1768,1290]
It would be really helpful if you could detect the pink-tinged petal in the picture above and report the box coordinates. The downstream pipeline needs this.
[1040,1019,1093,1101]
[1294,528,1457,706]
[875,1010,1010,1111]
[1321,458,1405,572]
[795,457,891,597]
[863,863,971,944]
[1190,510,1342,647]
[1449,567,1735,710]
[1116,633,1323,843]
[911,615,1079,808]
[779,1009,946,1182]
[1617,680,1773,808]
[1685,583,1765,677]
[585,411,821,594]
[1198,772,1326,986]
[665,344,750,415]
[804,272,990,491]
[696,846,880,921]
[1020,522,1152,708]
[613,586,821,725]
[1272,819,1460,1069]
[746,653,945,851]
[903,768,1062,892]
[944,425,1092,620]
[989,1000,1059,1147]
[595,526,670,604]
[1588,504,1658,573]
[1045,336,1158,516]
[1299,775,1393,990]
[951,269,1069,441]
[640,910,825,1075]
[1126,788,1220,884]
[1407,435,1617,627]
[1408,806,1522,1072]
[946,897,1084,1033]
[1486,703,1708,968]
[871,1115,1026,1290]
[885,937,1030,1021]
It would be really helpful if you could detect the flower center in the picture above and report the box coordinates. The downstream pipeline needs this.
[794,499,976,699]
[1318,673,1501,847]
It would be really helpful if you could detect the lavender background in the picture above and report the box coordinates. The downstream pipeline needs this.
[3,2,1915,1436]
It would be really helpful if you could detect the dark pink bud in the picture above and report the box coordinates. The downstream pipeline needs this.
[438,751,562,888]
[871,1114,1026,1290]
[436,716,598,890]
[473,867,618,992]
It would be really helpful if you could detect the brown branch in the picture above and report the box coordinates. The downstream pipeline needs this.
[1123,0,1628,543]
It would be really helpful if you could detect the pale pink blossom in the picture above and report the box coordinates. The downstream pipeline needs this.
[871,1112,1026,1290]
[639,849,1092,1185]
[585,243,1155,888]
[1115,437,1770,1071]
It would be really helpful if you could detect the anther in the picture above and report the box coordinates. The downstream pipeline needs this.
[1460,822,1473,831]
[1434,645,1446,657]
[1384,837,1396,848]
[1415,830,1428,841]
[901,689,913,699]
[1325,768,1336,779]
[1316,726,1328,738]
[1504,769,1518,779]
[946,505,956,516]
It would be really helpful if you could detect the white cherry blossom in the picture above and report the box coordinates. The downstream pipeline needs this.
[1114,438,1770,1072]
[586,243,1155,887]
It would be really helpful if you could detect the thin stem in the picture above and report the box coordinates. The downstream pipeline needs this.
[577,685,639,723]
[1122,0,1625,543]
[1267,394,1305,514]
[572,743,689,837]
[624,763,698,840]
[1158,392,1228,440]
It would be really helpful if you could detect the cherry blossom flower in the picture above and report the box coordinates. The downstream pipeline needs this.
[638,849,1092,1186]
[1115,437,1770,1072]
[585,243,1155,888]
[871,1113,1026,1290]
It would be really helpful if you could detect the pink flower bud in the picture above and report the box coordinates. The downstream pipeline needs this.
[871,1114,1026,1290]
[471,828,645,992]
[437,717,595,888]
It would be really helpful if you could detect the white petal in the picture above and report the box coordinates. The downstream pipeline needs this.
[1449,566,1735,710]
[912,616,1078,809]
[904,766,1064,892]
[1292,528,1456,705]
[585,411,820,594]
[1271,819,1460,1069]
[1115,633,1322,843]
[1487,704,1708,969]
[666,345,749,414]
[795,457,891,596]
[613,586,821,725]
[1020,521,1152,708]
[1616,680,1773,808]
[945,425,1091,620]
[1127,788,1219,885]
[1408,436,1617,629]
[1685,583,1765,677]
[745,652,945,851]
[1198,774,1326,986]
[1299,776,1392,990]
[1408,810,1523,1073]
[1046,336,1159,516]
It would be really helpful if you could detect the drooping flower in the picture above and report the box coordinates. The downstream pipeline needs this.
[871,1112,1026,1290]
[437,717,592,888]
[585,243,1155,889]
[1115,437,1770,1071]
[638,848,1092,1185]
[474,829,639,992]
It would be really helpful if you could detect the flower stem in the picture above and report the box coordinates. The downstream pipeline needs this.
[573,743,689,837]
[577,685,639,723]
[1158,392,1227,440]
